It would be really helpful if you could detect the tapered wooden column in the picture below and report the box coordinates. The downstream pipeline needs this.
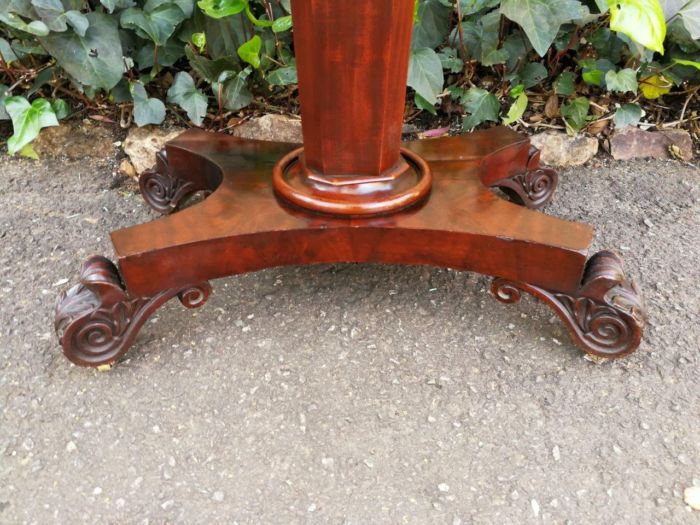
[273,0,433,216]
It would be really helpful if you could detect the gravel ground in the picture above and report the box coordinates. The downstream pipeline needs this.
[0,142,698,524]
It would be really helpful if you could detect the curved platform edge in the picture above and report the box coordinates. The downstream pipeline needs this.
[115,226,589,298]
[54,250,644,368]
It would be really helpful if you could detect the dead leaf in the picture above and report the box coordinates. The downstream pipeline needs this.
[545,94,559,119]
[119,158,138,179]
[89,115,116,123]
[587,119,608,136]
[418,126,450,139]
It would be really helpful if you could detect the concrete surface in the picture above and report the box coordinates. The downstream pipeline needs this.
[0,148,698,524]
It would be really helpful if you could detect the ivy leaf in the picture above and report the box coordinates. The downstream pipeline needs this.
[677,1,700,39]
[167,72,208,126]
[39,13,124,90]
[100,0,136,13]
[415,93,438,115]
[673,57,700,70]
[407,47,444,105]
[614,103,642,128]
[0,13,50,36]
[412,0,451,50]
[502,85,528,126]
[272,15,292,33]
[479,10,509,66]
[438,47,463,73]
[267,65,297,86]
[605,68,638,93]
[130,81,166,126]
[0,85,10,120]
[5,96,59,156]
[553,71,576,95]
[519,62,547,88]
[639,74,672,98]
[0,38,18,65]
[65,10,89,37]
[30,0,67,32]
[214,68,253,111]
[459,0,501,16]
[197,0,247,19]
[609,0,666,54]
[120,3,187,46]
[192,32,207,53]
[500,0,589,57]
[51,98,71,120]
[185,46,239,83]
[173,0,195,17]
[237,35,262,69]
[460,87,500,130]
[560,96,590,134]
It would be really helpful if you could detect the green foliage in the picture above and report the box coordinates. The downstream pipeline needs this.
[614,103,643,128]
[167,71,207,125]
[4,96,58,156]
[605,68,639,93]
[408,47,444,106]
[608,0,667,54]
[130,81,166,126]
[502,84,528,125]
[500,0,589,57]
[561,96,592,134]
[455,86,500,129]
[0,0,699,156]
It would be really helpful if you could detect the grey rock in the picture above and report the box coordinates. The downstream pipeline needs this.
[530,132,599,166]
[123,126,185,174]
[232,114,302,144]
[610,127,693,161]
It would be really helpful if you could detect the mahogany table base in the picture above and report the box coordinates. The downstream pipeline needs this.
[55,127,645,368]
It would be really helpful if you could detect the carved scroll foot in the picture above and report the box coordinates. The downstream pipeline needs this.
[491,146,558,209]
[139,150,201,214]
[491,251,645,358]
[54,255,212,368]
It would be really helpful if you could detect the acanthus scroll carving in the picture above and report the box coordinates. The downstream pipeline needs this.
[55,255,211,368]
[491,146,559,210]
[139,149,198,214]
[491,250,645,358]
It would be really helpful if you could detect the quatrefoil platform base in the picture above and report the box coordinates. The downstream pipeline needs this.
[55,127,645,367]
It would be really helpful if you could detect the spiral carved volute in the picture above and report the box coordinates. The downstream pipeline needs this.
[492,251,645,358]
[139,150,197,214]
[55,256,211,367]
[491,146,559,210]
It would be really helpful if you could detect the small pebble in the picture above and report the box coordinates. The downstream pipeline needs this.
[438,483,450,493]
[684,486,700,510]
[212,491,225,502]
[531,498,540,517]
[552,445,561,461]
[66,441,77,452]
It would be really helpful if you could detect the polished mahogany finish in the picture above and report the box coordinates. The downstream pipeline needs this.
[291,0,413,177]
[276,0,429,216]
[54,0,646,367]
[55,129,645,367]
